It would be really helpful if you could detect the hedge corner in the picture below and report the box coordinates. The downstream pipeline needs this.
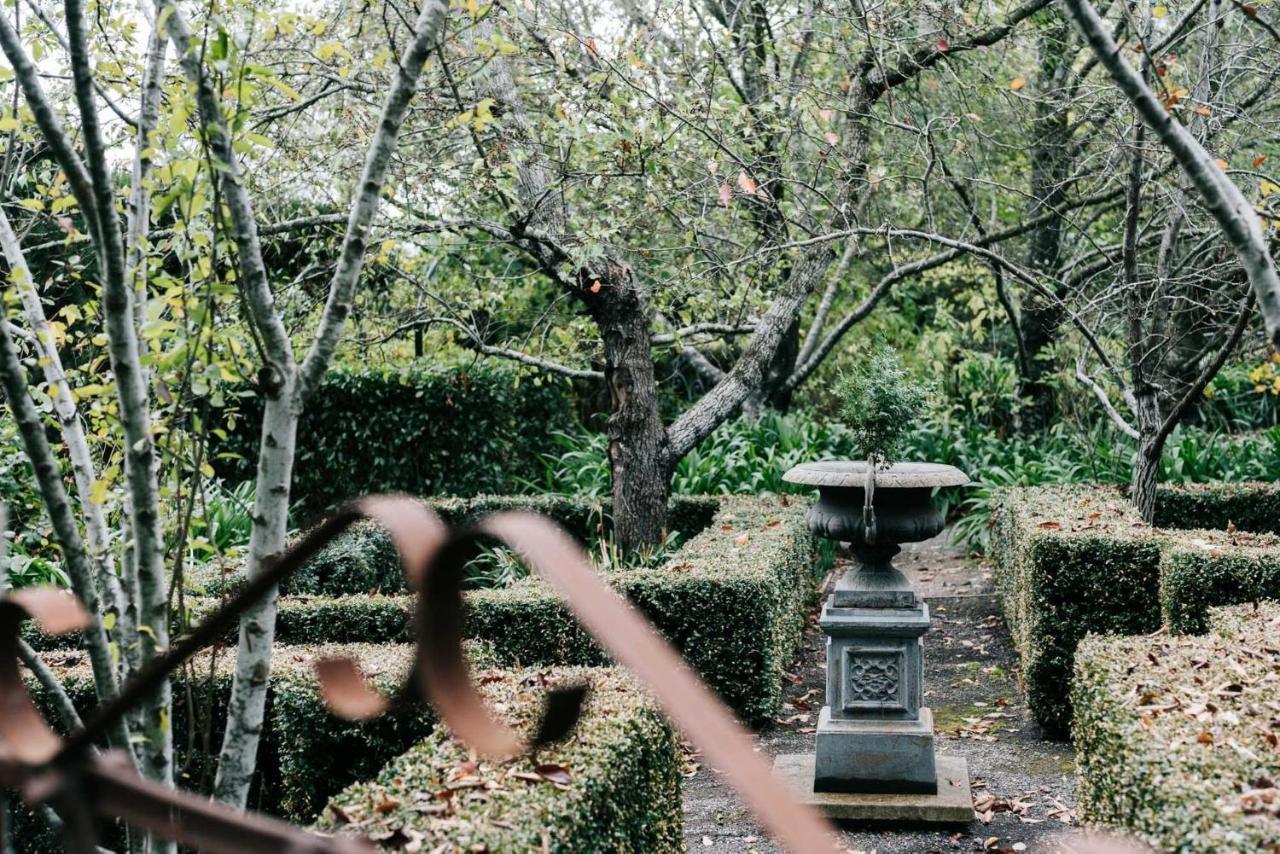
[1072,602,1280,852]
[314,666,683,853]
[990,483,1280,734]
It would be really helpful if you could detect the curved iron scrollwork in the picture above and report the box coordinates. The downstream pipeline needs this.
[0,496,836,852]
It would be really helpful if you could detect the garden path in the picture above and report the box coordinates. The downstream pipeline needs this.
[681,532,1087,853]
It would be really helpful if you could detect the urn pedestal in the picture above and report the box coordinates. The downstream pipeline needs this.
[773,461,975,823]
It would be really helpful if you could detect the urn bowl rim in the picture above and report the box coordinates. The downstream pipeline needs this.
[783,460,970,489]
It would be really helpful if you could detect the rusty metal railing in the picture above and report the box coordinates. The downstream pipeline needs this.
[0,496,838,852]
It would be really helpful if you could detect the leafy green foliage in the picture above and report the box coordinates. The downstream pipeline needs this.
[2,549,70,590]
[835,348,932,465]
[210,361,576,515]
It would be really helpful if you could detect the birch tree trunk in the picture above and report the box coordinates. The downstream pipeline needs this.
[0,208,125,633]
[0,287,132,757]
[211,380,299,804]
[155,0,450,806]
[0,5,169,795]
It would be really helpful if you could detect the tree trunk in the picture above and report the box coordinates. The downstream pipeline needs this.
[582,268,672,553]
[1131,434,1162,524]
[1018,11,1074,433]
[212,377,299,807]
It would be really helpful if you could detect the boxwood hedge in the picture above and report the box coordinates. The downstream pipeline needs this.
[188,494,823,724]
[23,643,498,821]
[208,360,578,514]
[314,666,682,853]
[990,483,1280,734]
[1073,603,1280,852]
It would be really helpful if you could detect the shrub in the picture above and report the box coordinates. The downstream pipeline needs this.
[314,666,682,853]
[1160,545,1280,634]
[1073,603,1280,852]
[187,494,824,723]
[1153,481,1280,534]
[989,483,1280,734]
[835,346,932,464]
[209,360,577,514]
[188,494,719,598]
[24,643,476,822]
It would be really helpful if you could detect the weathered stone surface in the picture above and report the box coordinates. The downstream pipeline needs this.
[815,707,937,793]
[774,752,974,824]
[783,461,970,489]
[822,602,929,721]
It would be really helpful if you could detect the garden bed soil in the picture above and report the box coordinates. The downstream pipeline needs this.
[681,532,1087,853]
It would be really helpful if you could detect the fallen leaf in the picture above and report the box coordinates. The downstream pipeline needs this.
[535,763,573,784]
[1009,77,1026,91]
[374,797,402,815]
[937,37,950,52]
[737,171,759,196]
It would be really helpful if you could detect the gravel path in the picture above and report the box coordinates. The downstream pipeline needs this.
[681,533,1088,853]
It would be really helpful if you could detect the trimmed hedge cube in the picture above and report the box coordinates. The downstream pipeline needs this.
[990,484,1280,734]
[1154,481,1280,534]
[1161,545,1280,634]
[25,643,472,821]
[189,495,824,724]
[1073,603,1280,852]
[315,667,682,853]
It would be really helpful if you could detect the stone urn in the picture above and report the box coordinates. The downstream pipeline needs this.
[788,461,969,610]
[774,460,974,821]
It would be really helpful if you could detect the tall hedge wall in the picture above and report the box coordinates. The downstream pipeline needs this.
[1073,603,1280,851]
[210,360,576,513]
[990,483,1280,735]
[187,494,824,724]
[315,667,683,853]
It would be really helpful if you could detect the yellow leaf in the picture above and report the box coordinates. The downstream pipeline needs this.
[1009,77,1026,91]
[103,612,117,631]
[1153,4,1168,16]
[88,479,109,505]
[0,115,19,132]
[18,198,44,211]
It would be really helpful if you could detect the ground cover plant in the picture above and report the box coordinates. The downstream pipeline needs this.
[1072,602,1280,851]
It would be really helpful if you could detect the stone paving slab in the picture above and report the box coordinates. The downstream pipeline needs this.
[773,753,975,824]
